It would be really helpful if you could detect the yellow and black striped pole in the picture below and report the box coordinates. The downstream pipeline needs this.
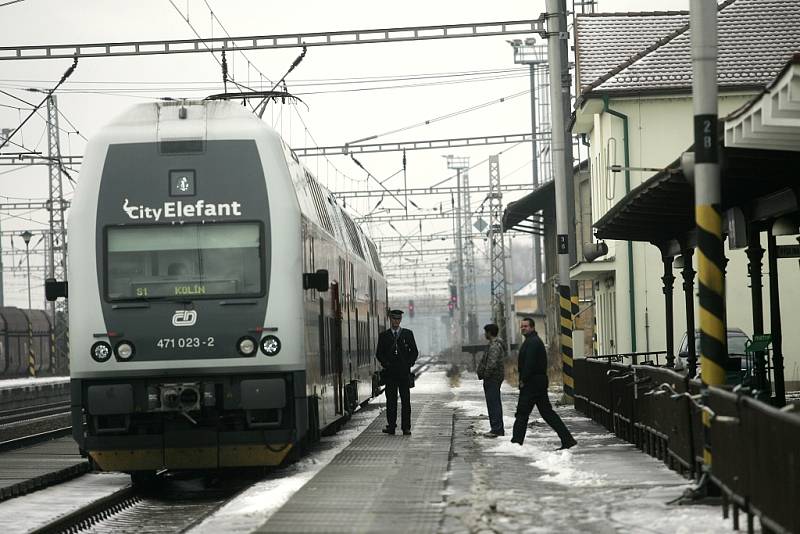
[28,317,36,378]
[691,1,727,476]
[558,289,574,400]
[561,294,578,400]
[49,330,56,375]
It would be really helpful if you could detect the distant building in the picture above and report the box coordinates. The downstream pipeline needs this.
[513,279,540,317]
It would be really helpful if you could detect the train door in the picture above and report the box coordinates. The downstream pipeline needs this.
[331,281,344,415]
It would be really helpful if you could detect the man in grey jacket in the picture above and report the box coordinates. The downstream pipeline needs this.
[477,323,506,437]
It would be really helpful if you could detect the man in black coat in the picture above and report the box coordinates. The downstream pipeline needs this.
[511,317,577,450]
[375,309,419,435]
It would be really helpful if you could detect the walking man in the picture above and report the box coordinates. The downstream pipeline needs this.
[511,317,577,450]
[477,323,506,438]
[376,309,419,435]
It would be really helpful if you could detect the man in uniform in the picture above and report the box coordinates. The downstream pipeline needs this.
[375,309,419,435]
[511,317,577,450]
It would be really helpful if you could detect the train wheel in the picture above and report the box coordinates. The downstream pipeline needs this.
[130,470,158,489]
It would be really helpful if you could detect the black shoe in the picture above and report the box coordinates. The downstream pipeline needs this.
[382,427,396,435]
[510,438,523,445]
[402,429,412,436]
[556,438,577,450]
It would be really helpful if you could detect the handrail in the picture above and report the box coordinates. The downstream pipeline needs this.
[587,350,668,366]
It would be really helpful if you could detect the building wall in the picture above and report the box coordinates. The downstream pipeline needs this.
[514,295,538,315]
[583,92,800,383]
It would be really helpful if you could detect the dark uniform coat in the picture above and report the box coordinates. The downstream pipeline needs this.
[517,331,548,392]
[511,330,575,446]
[376,327,419,384]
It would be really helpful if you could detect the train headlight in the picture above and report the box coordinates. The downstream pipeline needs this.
[115,341,135,361]
[90,341,112,363]
[260,335,281,356]
[237,336,257,356]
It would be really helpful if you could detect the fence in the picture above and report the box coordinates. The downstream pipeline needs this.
[574,358,799,534]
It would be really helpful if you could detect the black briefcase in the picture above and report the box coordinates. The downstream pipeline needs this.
[374,370,385,386]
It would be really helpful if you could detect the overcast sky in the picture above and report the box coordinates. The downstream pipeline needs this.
[0,0,690,307]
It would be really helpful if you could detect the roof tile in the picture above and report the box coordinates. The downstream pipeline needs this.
[575,11,689,93]
[581,0,800,95]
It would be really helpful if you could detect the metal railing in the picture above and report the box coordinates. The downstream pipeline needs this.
[574,358,799,534]
[586,350,668,367]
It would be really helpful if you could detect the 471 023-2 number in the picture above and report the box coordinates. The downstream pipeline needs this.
[156,337,215,349]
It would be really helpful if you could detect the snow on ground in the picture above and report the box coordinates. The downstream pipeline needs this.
[0,369,740,533]
[0,376,69,390]
[411,368,453,395]
[0,472,130,534]
[445,371,738,533]
[193,371,449,533]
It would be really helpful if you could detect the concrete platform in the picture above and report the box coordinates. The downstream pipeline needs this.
[0,377,70,412]
[0,437,88,501]
[257,383,454,533]
[257,369,733,534]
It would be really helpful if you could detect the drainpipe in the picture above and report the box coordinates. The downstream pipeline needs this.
[602,95,637,352]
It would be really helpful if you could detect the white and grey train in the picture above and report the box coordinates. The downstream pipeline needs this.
[47,99,388,475]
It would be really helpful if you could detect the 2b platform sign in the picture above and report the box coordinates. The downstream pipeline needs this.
[557,234,568,254]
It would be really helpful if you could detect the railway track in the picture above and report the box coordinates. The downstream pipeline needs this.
[30,472,263,534]
[0,401,71,426]
[0,401,72,446]
[7,361,436,531]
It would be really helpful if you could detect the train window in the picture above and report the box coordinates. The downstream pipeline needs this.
[338,257,346,309]
[327,197,348,244]
[305,171,335,235]
[105,222,263,301]
[305,234,317,301]
[365,239,383,275]
[368,277,374,316]
[349,263,356,310]
[340,211,365,260]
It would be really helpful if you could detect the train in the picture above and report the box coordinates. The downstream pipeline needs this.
[46,99,388,480]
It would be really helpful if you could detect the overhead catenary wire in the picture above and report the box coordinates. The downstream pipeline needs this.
[350,155,407,211]
[0,69,527,98]
[346,89,530,147]
[0,66,524,89]
[166,0,257,107]
[430,141,526,189]
[0,56,77,152]
[0,103,29,110]
[256,45,307,118]
[200,0,273,86]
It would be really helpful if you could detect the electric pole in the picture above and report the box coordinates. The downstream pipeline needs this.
[46,95,68,375]
[546,0,575,401]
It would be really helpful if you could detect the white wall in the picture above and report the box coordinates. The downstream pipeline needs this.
[585,92,800,383]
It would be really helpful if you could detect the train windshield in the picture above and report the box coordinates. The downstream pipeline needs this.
[105,222,263,300]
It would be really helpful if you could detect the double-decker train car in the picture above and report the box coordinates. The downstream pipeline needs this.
[47,99,387,479]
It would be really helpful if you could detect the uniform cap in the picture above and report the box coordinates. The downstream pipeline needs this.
[389,309,404,318]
